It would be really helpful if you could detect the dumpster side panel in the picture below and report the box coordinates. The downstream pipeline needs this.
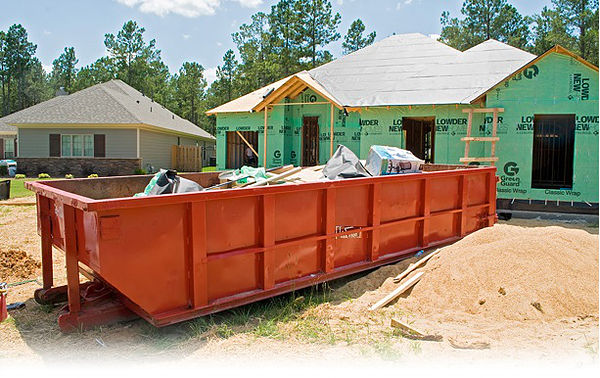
[96,204,190,314]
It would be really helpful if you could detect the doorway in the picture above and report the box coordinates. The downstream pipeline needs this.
[531,114,575,189]
[403,117,435,163]
[226,131,258,169]
[302,116,320,166]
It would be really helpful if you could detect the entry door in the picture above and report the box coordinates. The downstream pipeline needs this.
[531,114,575,189]
[403,118,435,163]
[302,116,320,166]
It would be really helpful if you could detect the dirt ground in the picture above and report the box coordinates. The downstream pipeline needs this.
[0,204,598,367]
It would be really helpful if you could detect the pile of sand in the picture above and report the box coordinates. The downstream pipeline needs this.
[330,224,599,323]
[395,224,598,321]
[0,249,40,282]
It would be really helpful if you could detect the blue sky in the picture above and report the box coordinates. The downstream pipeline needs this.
[2,0,552,83]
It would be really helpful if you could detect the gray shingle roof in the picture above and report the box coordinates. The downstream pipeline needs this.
[0,118,17,135]
[3,80,214,141]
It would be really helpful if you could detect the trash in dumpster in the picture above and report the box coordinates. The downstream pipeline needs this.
[217,166,269,186]
[322,145,371,180]
[365,145,424,176]
[134,169,203,197]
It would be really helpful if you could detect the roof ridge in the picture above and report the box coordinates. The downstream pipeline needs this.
[98,80,144,124]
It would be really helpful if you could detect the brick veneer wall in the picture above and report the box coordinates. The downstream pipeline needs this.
[15,158,141,177]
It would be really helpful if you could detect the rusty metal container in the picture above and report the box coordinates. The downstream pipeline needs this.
[26,165,497,331]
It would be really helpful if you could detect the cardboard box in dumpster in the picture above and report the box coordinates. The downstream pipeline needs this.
[365,145,424,176]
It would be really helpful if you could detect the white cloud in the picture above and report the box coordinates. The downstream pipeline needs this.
[42,63,53,74]
[204,66,217,85]
[216,41,223,46]
[404,0,413,4]
[43,30,51,36]
[336,0,344,5]
[115,0,222,17]
[115,0,262,17]
[183,34,191,39]
[233,0,262,7]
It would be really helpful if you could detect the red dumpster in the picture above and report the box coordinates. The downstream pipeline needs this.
[26,164,497,331]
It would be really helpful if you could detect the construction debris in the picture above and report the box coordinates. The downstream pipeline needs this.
[390,318,443,342]
[448,337,491,350]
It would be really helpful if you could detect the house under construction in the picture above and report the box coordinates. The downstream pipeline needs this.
[207,33,599,213]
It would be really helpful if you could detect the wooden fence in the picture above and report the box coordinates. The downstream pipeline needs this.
[171,145,203,172]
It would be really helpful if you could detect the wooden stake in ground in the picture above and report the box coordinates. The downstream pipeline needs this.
[393,249,441,283]
[369,271,423,311]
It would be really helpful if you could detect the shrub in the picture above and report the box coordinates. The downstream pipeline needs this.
[134,168,147,175]
[65,174,74,179]
[87,173,99,178]
[14,174,26,179]
[38,173,51,179]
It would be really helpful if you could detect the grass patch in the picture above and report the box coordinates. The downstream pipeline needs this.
[201,166,216,172]
[6,178,55,198]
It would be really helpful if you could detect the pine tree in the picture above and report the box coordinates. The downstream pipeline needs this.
[51,47,78,93]
[440,0,530,50]
[342,19,376,54]
[295,0,341,68]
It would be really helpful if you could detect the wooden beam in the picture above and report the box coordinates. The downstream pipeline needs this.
[491,110,498,166]
[393,248,441,283]
[459,157,499,163]
[330,103,334,157]
[462,108,504,114]
[269,101,331,106]
[246,166,302,187]
[263,107,268,168]
[460,137,500,142]
[464,110,473,161]
[236,131,258,157]
[369,272,423,310]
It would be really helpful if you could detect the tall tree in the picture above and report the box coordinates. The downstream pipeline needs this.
[342,19,376,54]
[103,20,168,99]
[51,47,78,93]
[551,0,599,63]
[216,49,238,102]
[269,0,303,76]
[2,24,37,113]
[530,6,577,55]
[233,12,279,92]
[440,0,530,50]
[173,62,207,126]
[295,0,341,68]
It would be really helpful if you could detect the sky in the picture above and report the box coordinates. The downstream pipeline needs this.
[2,0,553,84]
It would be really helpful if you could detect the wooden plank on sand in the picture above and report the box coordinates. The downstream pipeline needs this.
[369,271,423,311]
[393,249,441,283]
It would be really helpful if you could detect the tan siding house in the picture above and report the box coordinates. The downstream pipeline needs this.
[2,80,215,176]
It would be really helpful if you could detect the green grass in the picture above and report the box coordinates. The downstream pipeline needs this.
[6,178,55,199]
[201,166,217,172]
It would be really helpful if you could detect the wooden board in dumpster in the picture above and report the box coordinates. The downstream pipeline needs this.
[25,164,497,331]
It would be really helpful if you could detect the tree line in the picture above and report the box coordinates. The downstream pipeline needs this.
[1,0,597,137]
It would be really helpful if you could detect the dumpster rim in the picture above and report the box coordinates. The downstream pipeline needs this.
[26,166,497,212]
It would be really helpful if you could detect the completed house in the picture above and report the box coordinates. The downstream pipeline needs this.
[0,119,17,159]
[3,79,215,177]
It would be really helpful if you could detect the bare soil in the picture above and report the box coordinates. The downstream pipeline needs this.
[0,205,598,366]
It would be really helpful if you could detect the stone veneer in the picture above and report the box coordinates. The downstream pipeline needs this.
[15,158,141,177]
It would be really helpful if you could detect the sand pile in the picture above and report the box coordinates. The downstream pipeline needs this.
[327,224,599,324]
[0,249,40,282]
[399,224,599,321]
